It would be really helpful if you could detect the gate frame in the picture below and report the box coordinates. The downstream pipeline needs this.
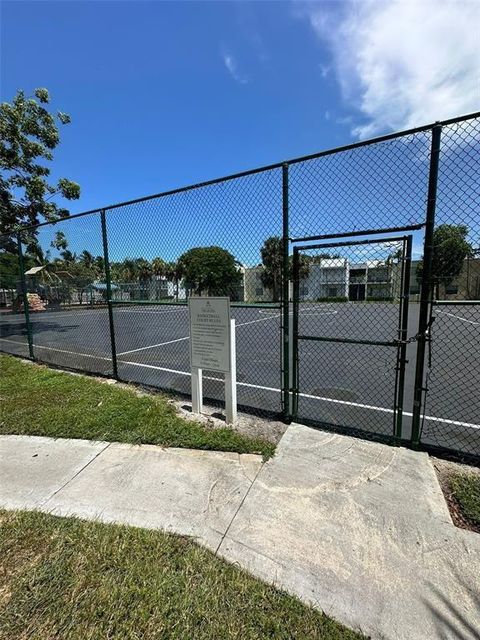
[290,234,412,442]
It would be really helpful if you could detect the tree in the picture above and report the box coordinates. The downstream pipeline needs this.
[136,258,152,283]
[178,246,241,298]
[310,252,341,263]
[0,89,80,247]
[259,236,310,302]
[120,258,139,282]
[93,256,105,276]
[79,250,94,270]
[416,224,472,298]
[166,260,183,301]
[50,231,68,252]
[260,237,283,302]
[151,257,167,278]
[63,261,96,304]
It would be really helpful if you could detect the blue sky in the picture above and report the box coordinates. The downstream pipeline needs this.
[2,0,478,264]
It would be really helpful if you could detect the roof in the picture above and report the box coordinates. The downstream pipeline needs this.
[24,265,46,276]
[87,282,119,291]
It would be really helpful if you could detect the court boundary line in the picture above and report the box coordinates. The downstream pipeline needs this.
[116,312,286,356]
[1,337,479,431]
[435,310,480,326]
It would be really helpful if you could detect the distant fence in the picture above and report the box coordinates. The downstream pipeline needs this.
[1,112,479,462]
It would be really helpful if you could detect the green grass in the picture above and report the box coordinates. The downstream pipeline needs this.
[0,355,275,458]
[0,510,363,640]
[449,473,480,526]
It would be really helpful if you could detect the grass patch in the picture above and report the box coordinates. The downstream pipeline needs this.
[0,510,363,640]
[449,473,480,527]
[0,355,274,458]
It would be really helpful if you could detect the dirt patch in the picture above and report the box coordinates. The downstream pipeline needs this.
[172,400,288,445]
[432,457,480,534]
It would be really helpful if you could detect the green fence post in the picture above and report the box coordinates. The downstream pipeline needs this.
[282,163,291,422]
[411,124,442,447]
[16,232,34,359]
[291,247,300,420]
[394,234,412,441]
[100,210,119,380]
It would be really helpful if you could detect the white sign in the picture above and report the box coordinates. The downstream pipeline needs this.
[188,297,231,373]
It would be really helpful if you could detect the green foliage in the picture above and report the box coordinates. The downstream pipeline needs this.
[416,224,472,297]
[178,246,242,298]
[151,256,167,276]
[315,296,348,303]
[0,251,34,288]
[50,231,68,251]
[259,236,311,302]
[0,355,275,458]
[260,237,283,302]
[450,473,480,527]
[0,88,80,244]
[0,510,362,640]
[110,257,155,283]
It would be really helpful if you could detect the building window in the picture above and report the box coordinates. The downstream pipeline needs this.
[328,287,338,297]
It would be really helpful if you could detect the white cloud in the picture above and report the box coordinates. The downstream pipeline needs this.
[302,0,480,138]
[222,51,249,84]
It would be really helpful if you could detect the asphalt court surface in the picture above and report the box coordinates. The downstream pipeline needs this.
[1,302,479,454]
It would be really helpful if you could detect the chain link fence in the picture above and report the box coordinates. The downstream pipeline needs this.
[417,117,480,458]
[1,112,479,460]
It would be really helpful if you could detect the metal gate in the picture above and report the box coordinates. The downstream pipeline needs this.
[291,235,412,443]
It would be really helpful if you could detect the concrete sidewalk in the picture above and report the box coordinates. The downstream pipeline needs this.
[0,435,262,551]
[1,429,479,640]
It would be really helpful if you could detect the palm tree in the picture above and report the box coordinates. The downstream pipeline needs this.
[94,255,105,277]
[151,256,167,278]
[121,258,138,283]
[166,260,183,302]
[60,249,76,264]
[79,250,94,269]
[136,258,152,283]
[26,242,50,267]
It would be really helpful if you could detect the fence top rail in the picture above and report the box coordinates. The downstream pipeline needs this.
[3,110,479,237]
[293,234,410,253]
[433,300,480,306]
[109,299,281,309]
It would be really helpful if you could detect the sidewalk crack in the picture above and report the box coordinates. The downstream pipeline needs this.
[38,441,111,508]
[214,458,264,555]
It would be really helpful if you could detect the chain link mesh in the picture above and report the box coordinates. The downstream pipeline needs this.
[0,114,478,459]
[106,168,283,416]
[0,234,31,359]
[418,117,480,457]
[288,130,432,239]
[293,239,407,438]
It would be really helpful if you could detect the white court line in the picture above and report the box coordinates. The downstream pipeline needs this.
[259,307,337,316]
[116,307,188,315]
[1,310,95,321]
[0,339,111,361]
[116,313,286,356]
[0,337,28,347]
[117,336,189,356]
[436,310,480,326]
[117,359,480,430]
[2,337,479,431]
